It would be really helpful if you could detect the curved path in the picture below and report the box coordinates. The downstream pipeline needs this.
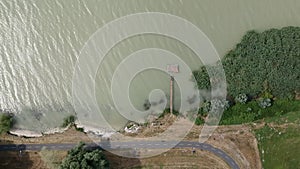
[0,141,239,169]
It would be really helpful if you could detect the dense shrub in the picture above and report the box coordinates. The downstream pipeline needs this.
[195,116,205,125]
[200,101,211,115]
[258,98,272,108]
[159,108,179,118]
[193,27,300,125]
[0,113,14,134]
[235,93,248,104]
[193,26,300,99]
[61,115,76,128]
[60,142,109,169]
[197,99,230,125]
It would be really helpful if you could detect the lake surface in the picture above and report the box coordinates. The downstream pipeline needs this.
[1,0,300,133]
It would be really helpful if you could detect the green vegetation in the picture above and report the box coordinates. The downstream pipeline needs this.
[75,127,84,132]
[196,98,300,125]
[194,26,300,99]
[264,110,300,124]
[194,26,300,125]
[61,115,85,132]
[60,142,109,169]
[158,108,179,118]
[194,116,205,125]
[220,99,300,125]
[0,113,14,134]
[255,111,300,169]
[61,115,76,128]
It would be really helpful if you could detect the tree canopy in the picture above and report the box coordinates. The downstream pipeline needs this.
[60,142,109,169]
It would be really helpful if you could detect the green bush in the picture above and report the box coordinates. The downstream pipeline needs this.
[193,26,300,99]
[75,127,84,132]
[61,115,76,128]
[198,101,211,116]
[235,93,248,104]
[60,142,109,169]
[0,113,14,134]
[220,101,259,125]
[159,108,179,118]
[195,116,205,125]
[258,98,272,108]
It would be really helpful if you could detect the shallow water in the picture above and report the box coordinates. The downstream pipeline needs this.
[1,0,300,133]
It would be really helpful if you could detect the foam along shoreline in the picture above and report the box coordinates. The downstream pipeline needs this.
[75,123,116,138]
[8,125,73,137]
[7,118,117,138]
[9,129,43,137]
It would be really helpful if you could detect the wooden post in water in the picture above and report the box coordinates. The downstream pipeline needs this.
[170,76,174,114]
[167,64,179,115]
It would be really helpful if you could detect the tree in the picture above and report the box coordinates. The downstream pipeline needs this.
[59,142,109,169]
[0,113,14,134]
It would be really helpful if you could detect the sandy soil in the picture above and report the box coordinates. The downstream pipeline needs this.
[200,125,262,169]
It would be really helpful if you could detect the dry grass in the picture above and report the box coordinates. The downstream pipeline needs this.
[39,149,67,169]
[0,150,47,169]
[105,148,229,169]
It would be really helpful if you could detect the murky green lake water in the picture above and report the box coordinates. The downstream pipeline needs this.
[1,0,300,133]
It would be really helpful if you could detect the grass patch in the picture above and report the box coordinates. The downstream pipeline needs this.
[264,111,300,124]
[255,111,300,169]
[220,99,300,125]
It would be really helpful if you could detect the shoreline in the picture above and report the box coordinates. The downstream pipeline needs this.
[8,121,116,138]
